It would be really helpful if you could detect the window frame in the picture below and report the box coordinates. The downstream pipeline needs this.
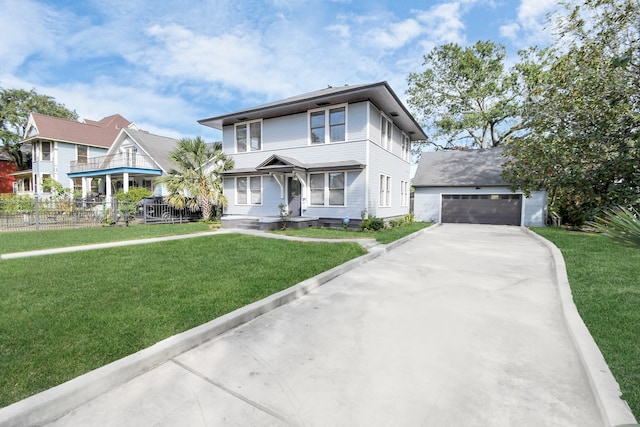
[380,115,392,151]
[401,134,410,161]
[235,176,263,205]
[77,145,88,164]
[308,171,346,206]
[379,173,392,207]
[234,120,262,153]
[400,180,409,206]
[41,141,51,161]
[308,104,347,144]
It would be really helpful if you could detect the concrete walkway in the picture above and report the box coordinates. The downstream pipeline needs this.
[0,224,635,426]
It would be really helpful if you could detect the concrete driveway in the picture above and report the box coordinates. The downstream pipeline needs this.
[21,225,608,425]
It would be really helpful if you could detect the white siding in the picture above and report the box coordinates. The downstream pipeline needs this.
[366,141,410,219]
[348,102,368,141]
[264,113,308,150]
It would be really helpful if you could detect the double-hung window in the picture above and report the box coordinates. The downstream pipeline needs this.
[235,121,261,152]
[236,176,262,205]
[401,134,410,161]
[380,116,392,151]
[400,180,409,206]
[309,172,345,206]
[41,141,51,161]
[77,145,88,164]
[379,174,391,207]
[310,106,346,144]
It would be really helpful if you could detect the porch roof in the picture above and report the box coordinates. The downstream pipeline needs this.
[68,167,163,179]
[223,155,365,176]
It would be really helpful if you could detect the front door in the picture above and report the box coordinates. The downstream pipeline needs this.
[288,177,301,217]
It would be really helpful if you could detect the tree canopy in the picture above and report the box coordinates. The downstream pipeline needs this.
[157,136,234,220]
[407,40,523,151]
[502,0,639,224]
[0,88,78,170]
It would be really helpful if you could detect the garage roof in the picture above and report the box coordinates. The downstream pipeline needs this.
[413,148,507,187]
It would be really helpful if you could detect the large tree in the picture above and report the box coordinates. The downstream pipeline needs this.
[407,40,524,151]
[502,0,639,224]
[0,88,78,170]
[157,136,234,220]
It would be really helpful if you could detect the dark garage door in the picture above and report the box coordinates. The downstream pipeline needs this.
[441,194,522,225]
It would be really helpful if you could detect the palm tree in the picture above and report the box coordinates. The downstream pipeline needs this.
[157,136,234,220]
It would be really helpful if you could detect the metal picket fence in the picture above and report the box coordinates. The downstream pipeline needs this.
[0,197,198,232]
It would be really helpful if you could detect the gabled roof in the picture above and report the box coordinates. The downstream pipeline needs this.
[199,81,427,141]
[23,113,132,148]
[112,128,178,173]
[83,114,131,130]
[413,148,507,187]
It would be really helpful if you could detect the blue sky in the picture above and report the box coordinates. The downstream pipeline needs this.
[0,0,561,142]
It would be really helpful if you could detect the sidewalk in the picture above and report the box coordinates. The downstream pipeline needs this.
[0,225,635,426]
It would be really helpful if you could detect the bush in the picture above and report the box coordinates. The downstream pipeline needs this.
[0,194,35,212]
[361,216,385,231]
[589,207,640,247]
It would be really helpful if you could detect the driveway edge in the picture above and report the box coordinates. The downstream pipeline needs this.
[524,228,637,427]
[0,226,433,427]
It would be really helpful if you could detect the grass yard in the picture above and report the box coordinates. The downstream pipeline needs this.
[533,227,640,418]
[0,222,212,254]
[0,234,366,408]
[272,221,431,244]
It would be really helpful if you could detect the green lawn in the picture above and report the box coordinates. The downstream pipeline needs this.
[533,227,640,418]
[0,222,212,254]
[271,221,431,244]
[0,234,366,408]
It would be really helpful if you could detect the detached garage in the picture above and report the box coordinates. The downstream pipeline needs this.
[413,148,547,227]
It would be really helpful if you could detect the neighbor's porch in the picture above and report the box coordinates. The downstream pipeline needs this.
[69,152,163,199]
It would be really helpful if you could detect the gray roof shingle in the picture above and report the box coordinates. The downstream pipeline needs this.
[413,148,507,187]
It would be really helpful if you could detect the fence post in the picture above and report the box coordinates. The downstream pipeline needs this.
[35,195,40,230]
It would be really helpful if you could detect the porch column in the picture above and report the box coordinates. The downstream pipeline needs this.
[105,174,112,208]
[81,177,88,198]
[123,172,129,193]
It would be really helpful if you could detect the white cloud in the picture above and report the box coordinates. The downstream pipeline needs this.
[0,0,66,74]
[501,0,560,46]
[367,18,424,49]
[500,22,521,40]
[416,2,467,45]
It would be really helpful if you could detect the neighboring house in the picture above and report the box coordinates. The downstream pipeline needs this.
[198,81,427,229]
[412,148,547,226]
[68,128,179,199]
[20,113,133,196]
[0,152,17,194]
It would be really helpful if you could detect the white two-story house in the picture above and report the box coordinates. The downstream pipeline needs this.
[199,81,426,228]
[20,113,133,196]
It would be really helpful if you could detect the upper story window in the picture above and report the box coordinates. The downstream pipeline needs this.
[401,134,410,161]
[310,105,346,144]
[235,121,261,153]
[380,116,392,151]
[77,145,88,164]
[41,141,51,161]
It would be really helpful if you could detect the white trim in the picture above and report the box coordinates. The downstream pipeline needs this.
[308,103,348,145]
[379,173,392,207]
[234,119,263,153]
[235,176,263,205]
[307,171,347,207]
